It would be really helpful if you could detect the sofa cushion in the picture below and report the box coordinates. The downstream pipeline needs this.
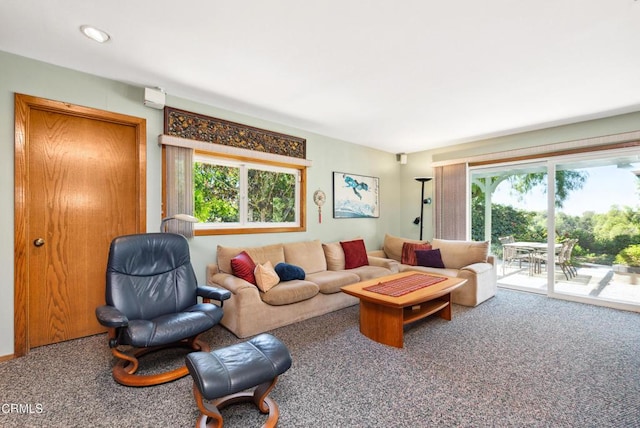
[432,239,489,270]
[322,241,346,271]
[283,240,327,274]
[254,261,280,292]
[399,264,460,277]
[306,270,360,294]
[383,233,429,262]
[415,248,445,269]
[260,280,319,306]
[348,265,393,281]
[341,239,369,269]
[275,263,306,281]
[401,242,433,266]
[217,244,285,274]
[230,251,256,284]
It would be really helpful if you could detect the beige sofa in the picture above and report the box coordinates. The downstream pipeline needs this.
[206,239,396,338]
[368,234,497,307]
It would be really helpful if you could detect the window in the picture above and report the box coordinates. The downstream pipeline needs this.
[193,152,304,234]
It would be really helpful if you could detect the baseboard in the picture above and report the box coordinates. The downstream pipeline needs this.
[0,353,15,362]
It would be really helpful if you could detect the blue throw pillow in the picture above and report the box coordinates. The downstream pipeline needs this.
[274,262,306,281]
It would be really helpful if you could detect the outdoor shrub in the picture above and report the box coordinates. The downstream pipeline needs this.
[471,201,532,245]
[472,198,639,266]
[572,243,586,257]
[614,244,640,267]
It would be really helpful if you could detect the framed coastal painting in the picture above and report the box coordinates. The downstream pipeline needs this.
[332,172,380,218]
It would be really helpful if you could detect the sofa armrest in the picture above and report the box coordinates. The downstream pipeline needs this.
[206,263,221,284]
[209,272,256,295]
[367,255,400,273]
[460,262,494,275]
[367,249,387,258]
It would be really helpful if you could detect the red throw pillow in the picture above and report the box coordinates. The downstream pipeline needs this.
[230,251,257,284]
[340,239,369,269]
[401,242,432,266]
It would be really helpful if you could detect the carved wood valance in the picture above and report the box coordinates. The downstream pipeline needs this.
[164,107,306,159]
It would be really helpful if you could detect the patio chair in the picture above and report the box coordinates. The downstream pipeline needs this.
[499,236,531,275]
[532,240,575,280]
[564,238,579,277]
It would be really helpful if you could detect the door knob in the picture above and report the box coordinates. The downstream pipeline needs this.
[33,238,45,247]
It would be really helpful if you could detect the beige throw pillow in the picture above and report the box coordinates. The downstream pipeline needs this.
[254,261,280,293]
[322,241,346,271]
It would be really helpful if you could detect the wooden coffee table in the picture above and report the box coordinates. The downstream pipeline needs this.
[341,271,467,348]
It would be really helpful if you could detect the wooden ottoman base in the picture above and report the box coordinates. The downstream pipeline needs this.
[193,377,281,428]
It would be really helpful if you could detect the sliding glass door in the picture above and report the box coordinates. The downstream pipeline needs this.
[470,149,640,311]
[549,152,640,308]
[470,161,549,294]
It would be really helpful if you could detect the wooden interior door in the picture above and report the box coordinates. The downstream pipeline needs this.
[14,94,146,353]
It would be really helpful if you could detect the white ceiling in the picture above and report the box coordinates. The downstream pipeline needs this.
[1,1,639,154]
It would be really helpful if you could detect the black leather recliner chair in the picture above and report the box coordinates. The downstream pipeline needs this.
[95,232,230,387]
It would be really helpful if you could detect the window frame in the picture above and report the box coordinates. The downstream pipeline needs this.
[193,150,307,235]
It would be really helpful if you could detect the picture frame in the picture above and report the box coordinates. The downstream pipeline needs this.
[333,172,380,218]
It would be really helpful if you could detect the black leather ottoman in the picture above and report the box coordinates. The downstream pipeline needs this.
[186,333,292,427]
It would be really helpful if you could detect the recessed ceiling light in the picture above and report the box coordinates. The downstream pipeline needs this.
[80,25,110,43]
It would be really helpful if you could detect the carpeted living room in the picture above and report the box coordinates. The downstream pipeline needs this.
[2,2,640,427]
[1,288,639,427]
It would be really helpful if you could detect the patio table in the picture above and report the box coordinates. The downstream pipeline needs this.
[503,242,562,275]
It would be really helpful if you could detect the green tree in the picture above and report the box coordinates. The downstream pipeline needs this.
[248,169,296,222]
[572,212,597,254]
[471,199,538,255]
[508,170,588,209]
[593,205,640,241]
[194,163,239,222]
[589,206,640,261]
[472,169,588,242]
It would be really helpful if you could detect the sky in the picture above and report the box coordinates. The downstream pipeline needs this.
[491,165,640,216]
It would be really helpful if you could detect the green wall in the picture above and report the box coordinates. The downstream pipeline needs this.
[0,51,399,357]
[2,49,638,357]
[398,112,640,239]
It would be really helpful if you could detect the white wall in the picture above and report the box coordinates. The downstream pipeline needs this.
[0,51,401,357]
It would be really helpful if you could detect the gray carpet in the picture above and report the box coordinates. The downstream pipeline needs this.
[1,289,639,427]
